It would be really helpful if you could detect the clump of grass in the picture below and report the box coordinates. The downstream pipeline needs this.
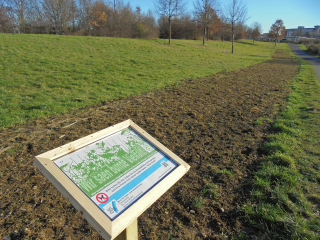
[254,118,263,125]
[189,196,205,208]
[265,153,296,168]
[242,46,320,239]
[217,169,234,176]
[201,183,219,199]
[254,116,273,125]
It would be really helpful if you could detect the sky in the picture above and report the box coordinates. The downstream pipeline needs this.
[120,0,320,33]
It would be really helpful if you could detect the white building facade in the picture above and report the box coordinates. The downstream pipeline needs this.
[285,25,320,40]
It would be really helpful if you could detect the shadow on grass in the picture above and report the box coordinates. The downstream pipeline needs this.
[237,41,256,45]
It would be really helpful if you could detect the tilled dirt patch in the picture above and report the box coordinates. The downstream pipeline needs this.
[0,49,300,239]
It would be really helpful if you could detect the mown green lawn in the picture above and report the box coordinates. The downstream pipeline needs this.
[243,45,320,239]
[0,34,276,128]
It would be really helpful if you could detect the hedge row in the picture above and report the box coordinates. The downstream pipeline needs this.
[307,44,320,56]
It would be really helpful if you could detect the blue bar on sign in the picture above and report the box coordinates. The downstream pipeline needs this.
[99,155,174,208]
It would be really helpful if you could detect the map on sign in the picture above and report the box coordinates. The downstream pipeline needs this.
[54,127,178,220]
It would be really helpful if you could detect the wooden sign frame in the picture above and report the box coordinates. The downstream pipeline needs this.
[34,119,190,240]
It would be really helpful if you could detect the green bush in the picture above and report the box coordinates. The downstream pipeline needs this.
[298,39,320,45]
[307,44,320,56]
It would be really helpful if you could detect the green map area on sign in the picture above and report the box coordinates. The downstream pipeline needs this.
[59,128,158,197]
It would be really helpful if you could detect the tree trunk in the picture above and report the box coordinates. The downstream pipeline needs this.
[275,38,277,46]
[231,22,234,53]
[221,27,224,42]
[203,25,206,45]
[169,17,171,44]
[19,10,25,33]
[232,32,234,53]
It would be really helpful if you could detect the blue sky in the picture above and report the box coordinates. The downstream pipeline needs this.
[122,0,320,33]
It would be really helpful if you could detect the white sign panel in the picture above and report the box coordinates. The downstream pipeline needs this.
[54,127,178,220]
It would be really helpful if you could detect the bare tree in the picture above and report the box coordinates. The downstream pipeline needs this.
[134,8,158,38]
[42,0,74,34]
[68,0,77,33]
[194,0,219,45]
[217,12,228,41]
[245,25,252,39]
[1,0,162,37]
[3,0,31,32]
[234,22,245,39]
[251,21,262,42]
[154,0,185,44]
[206,10,221,40]
[0,4,15,32]
[27,0,46,33]
[143,9,159,38]
[268,19,285,46]
[226,0,247,53]
[115,2,135,38]
[78,0,94,35]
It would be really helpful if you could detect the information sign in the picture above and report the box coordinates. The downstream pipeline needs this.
[34,119,190,240]
[54,127,178,220]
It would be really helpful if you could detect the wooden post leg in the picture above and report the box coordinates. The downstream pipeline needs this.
[114,218,138,240]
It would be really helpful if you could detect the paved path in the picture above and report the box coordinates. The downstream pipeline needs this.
[288,43,320,84]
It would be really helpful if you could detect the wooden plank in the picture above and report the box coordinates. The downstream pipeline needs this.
[125,218,138,240]
[114,219,138,240]
[37,119,131,161]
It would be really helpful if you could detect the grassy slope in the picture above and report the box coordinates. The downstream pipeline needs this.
[0,34,275,128]
[299,44,308,51]
[243,45,320,239]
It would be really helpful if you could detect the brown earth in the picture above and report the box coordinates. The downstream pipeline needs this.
[0,49,300,240]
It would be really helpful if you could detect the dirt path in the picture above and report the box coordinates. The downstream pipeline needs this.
[0,49,300,240]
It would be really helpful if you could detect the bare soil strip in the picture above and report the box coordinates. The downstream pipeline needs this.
[0,49,300,239]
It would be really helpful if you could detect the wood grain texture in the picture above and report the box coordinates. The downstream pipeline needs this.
[37,119,131,161]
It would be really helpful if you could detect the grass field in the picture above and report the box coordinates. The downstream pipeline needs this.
[1,38,319,239]
[0,44,297,240]
[243,46,320,239]
[0,34,276,129]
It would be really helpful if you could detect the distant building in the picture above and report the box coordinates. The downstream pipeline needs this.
[260,25,320,41]
[260,33,269,40]
[284,25,320,40]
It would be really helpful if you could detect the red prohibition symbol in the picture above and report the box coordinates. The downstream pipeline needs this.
[96,193,109,203]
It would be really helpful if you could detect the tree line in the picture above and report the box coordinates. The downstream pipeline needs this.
[0,0,262,44]
[0,0,159,37]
